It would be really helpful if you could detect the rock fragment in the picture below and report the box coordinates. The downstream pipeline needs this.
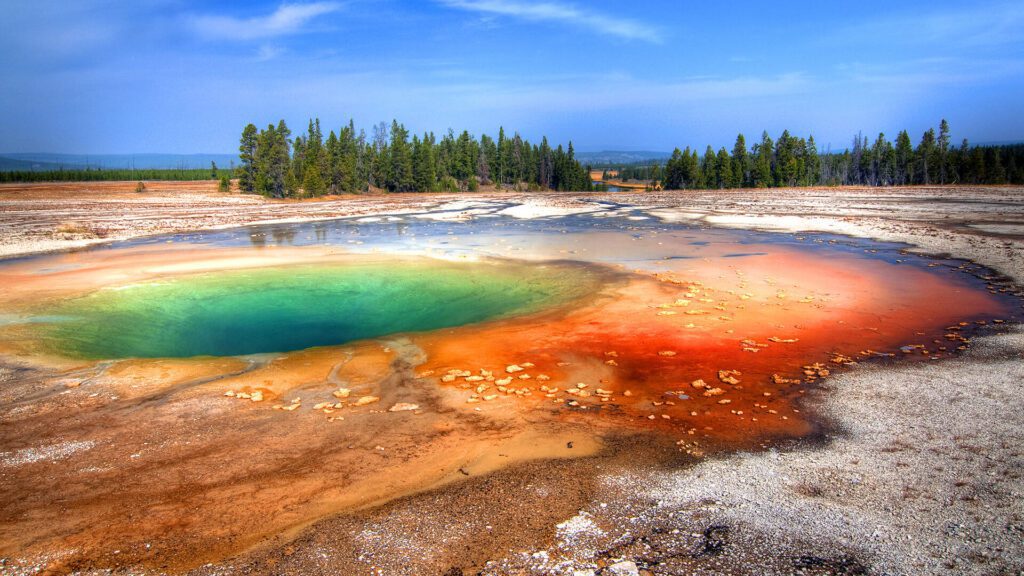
[718,369,741,385]
[606,560,640,576]
[352,396,380,407]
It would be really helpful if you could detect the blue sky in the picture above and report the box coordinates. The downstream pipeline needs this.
[2,0,1023,154]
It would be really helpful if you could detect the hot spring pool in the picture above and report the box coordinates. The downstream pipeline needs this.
[36,259,601,359]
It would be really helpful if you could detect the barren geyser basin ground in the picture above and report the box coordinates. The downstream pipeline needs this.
[0,194,1023,575]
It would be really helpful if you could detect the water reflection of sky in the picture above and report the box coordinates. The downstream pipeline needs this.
[119,207,926,272]
[0,199,976,278]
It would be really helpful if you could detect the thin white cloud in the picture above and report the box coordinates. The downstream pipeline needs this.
[839,57,1024,94]
[255,44,285,61]
[838,1,1024,49]
[190,2,342,41]
[242,70,807,119]
[437,0,662,43]
[461,72,809,112]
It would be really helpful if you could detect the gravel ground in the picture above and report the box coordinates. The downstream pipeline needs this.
[0,181,454,258]
[235,323,1022,575]
[4,184,1023,280]
[490,326,1023,575]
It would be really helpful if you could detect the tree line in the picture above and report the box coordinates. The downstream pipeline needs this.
[613,120,1024,189]
[237,118,593,197]
[3,119,1020,189]
[0,165,231,184]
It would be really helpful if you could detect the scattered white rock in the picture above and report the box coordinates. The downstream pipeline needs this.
[1,440,97,468]
[606,561,640,576]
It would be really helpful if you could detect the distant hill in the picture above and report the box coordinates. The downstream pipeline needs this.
[575,150,672,165]
[974,140,1024,147]
[0,156,73,171]
[0,153,238,171]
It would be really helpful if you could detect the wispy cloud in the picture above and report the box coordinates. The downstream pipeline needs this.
[190,2,342,41]
[836,57,1024,93]
[255,44,285,61]
[0,1,150,66]
[837,1,1024,49]
[436,0,663,43]
[465,72,809,112]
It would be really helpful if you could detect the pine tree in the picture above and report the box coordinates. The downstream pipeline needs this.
[938,119,951,184]
[665,148,683,189]
[325,129,340,192]
[477,134,494,184]
[496,127,507,187]
[969,146,986,184]
[370,121,389,190]
[290,135,306,192]
[951,138,968,183]
[700,146,716,189]
[455,130,475,183]
[538,136,553,189]
[859,134,875,185]
[413,133,436,192]
[872,133,893,186]
[513,133,526,186]
[302,163,325,196]
[301,119,327,196]
[275,120,293,197]
[804,136,820,185]
[894,131,914,185]
[775,130,797,186]
[917,128,936,185]
[731,134,748,188]
[238,124,258,193]
[754,132,773,188]
[716,148,731,189]
[388,120,413,192]
[340,120,360,192]
[986,148,1006,184]
[253,124,275,196]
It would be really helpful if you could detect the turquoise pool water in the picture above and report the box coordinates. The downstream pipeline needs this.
[39,259,599,359]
